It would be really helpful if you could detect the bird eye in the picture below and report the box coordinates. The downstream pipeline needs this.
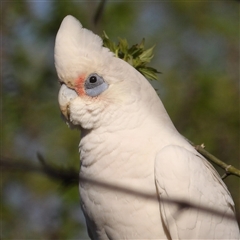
[84,73,108,97]
[89,76,97,83]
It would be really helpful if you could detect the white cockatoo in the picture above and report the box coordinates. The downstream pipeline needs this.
[55,15,239,239]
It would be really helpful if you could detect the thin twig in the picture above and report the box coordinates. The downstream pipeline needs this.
[0,156,237,221]
[194,145,240,178]
[1,156,79,186]
[79,175,237,221]
[93,0,107,25]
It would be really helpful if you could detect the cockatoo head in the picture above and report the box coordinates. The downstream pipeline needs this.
[55,15,162,130]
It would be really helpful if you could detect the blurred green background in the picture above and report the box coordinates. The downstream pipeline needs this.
[2,1,239,239]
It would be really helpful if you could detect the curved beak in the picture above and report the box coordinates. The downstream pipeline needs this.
[58,84,78,120]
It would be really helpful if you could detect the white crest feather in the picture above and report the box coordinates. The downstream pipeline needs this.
[54,15,113,84]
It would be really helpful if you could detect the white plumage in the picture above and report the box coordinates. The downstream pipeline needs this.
[55,15,239,239]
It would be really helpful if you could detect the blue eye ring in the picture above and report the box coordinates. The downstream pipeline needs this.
[84,73,108,97]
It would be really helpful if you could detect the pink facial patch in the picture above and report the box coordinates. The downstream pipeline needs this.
[74,74,86,96]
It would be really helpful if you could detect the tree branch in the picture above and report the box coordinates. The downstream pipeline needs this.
[1,155,79,186]
[192,144,240,179]
[0,155,237,221]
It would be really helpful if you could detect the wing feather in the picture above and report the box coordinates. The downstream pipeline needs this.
[155,145,239,239]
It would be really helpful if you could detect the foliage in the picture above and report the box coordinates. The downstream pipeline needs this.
[2,1,239,239]
[102,32,160,80]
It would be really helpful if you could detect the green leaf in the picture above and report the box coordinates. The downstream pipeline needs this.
[138,67,161,81]
[102,32,160,80]
[139,46,155,63]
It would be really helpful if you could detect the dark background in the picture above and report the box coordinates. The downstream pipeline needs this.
[2,1,239,239]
